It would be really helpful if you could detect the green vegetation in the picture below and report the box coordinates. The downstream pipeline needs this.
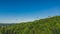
[0,16,60,34]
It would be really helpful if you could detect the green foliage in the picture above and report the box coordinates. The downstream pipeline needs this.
[0,16,60,34]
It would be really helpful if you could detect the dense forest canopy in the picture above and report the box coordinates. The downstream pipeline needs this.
[0,16,60,34]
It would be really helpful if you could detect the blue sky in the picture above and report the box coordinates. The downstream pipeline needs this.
[0,0,60,23]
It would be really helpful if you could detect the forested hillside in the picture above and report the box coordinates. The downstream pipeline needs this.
[0,16,60,34]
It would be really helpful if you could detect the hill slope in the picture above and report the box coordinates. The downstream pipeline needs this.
[0,16,60,34]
